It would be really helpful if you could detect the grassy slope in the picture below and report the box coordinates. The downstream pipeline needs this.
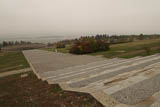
[46,39,160,58]
[91,39,160,58]
[0,51,29,73]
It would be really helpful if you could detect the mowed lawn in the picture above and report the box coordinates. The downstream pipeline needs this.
[0,51,29,73]
[91,39,160,58]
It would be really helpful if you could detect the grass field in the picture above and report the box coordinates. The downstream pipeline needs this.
[45,39,160,58]
[91,39,160,58]
[0,52,29,73]
[53,39,160,58]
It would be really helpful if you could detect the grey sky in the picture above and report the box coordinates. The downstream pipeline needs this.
[0,0,160,37]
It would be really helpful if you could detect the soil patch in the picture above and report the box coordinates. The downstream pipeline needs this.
[0,72,104,107]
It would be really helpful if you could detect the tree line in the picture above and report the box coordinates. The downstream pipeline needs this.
[53,34,160,54]
[57,34,160,45]
[1,41,32,47]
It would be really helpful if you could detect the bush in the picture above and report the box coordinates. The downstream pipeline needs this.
[69,40,110,54]
[56,42,65,48]
[142,46,151,55]
[0,44,2,52]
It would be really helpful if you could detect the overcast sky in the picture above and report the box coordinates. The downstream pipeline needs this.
[0,0,160,37]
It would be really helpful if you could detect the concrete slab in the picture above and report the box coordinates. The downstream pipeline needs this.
[47,54,160,84]
[23,50,106,74]
[23,50,160,107]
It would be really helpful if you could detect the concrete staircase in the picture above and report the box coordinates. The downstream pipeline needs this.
[23,50,160,107]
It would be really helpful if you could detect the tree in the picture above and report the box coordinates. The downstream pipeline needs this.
[69,40,110,54]
[0,43,2,52]
[139,33,144,40]
[142,46,151,55]
[2,41,8,47]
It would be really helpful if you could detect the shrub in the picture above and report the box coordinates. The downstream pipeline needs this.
[142,46,151,55]
[69,40,110,54]
[56,42,65,48]
[0,44,2,52]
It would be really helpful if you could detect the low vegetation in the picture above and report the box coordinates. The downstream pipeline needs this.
[47,38,160,58]
[2,41,32,47]
[47,34,160,56]
[91,39,160,58]
[1,41,45,51]
[0,51,29,73]
[70,40,110,54]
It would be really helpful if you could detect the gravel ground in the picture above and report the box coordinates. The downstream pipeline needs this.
[111,74,160,105]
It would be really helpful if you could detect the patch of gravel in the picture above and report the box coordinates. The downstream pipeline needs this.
[111,74,160,105]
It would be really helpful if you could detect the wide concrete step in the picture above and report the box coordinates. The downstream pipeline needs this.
[42,57,141,79]
[110,67,160,106]
[66,56,160,88]
[43,56,149,80]
[24,50,160,107]
[83,62,160,92]
[23,49,106,74]
[47,54,160,84]
[59,62,160,107]
[41,58,121,79]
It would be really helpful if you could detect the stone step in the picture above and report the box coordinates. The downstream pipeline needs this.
[42,57,140,77]
[43,56,146,80]
[97,62,160,91]
[24,50,160,107]
[41,58,120,79]
[59,62,157,91]
[47,54,160,84]
[24,49,106,74]
[80,62,159,91]
[109,66,160,105]
[53,55,160,88]
[59,63,160,107]
[42,58,126,80]
[150,91,160,107]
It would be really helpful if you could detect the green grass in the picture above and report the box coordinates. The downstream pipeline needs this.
[46,39,160,59]
[91,39,160,58]
[0,51,29,73]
